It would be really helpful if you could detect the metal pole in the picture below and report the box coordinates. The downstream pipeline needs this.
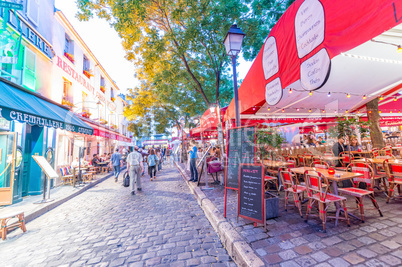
[232,55,240,127]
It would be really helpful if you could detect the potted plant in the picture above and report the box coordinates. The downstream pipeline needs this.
[100,118,108,125]
[64,52,74,63]
[111,96,115,102]
[100,86,105,93]
[327,116,371,153]
[83,69,94,79]
[61,99,75,109]
[255,126,285,162]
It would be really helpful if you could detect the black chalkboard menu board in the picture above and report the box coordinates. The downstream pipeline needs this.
[238,164,265,224]
[225,127,256,189]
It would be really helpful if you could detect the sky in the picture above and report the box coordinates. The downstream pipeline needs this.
[54,1,253,95]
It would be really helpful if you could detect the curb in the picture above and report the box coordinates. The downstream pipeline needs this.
[174,162,264,267]
[25,170,118,223]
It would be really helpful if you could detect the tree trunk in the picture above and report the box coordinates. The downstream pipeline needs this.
[366,98,385,149]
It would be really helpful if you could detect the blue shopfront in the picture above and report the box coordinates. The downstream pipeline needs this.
[0,78,93,205]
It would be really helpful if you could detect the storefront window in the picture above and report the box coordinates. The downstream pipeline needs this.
[22,47,36,91]
[0,133,15,188]
[0,118,10,131]
[14,122,23,147]
[47,127,54,148]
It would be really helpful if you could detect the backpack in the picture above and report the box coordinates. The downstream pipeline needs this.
[123,172,130,187]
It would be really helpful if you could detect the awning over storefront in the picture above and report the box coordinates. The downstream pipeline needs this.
[85,121,131,142]
[224,0,402,121]
[0,79,93,135]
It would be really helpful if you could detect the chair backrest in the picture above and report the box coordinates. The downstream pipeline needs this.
[312,162,329,169]
[324,152,334,156]
[279,168,301,192]
[350,163,374,188]
[297,154,305,165]
[385,161,402,182]
[339,152,353,167]
[287,160,296,168]
[304,171,329,201]
[279,167,293,187]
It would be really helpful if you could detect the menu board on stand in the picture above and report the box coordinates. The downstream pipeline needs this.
[238,163,266,231]
[224,126,257,218]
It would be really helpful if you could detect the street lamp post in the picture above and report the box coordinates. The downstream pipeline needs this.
[224,24,245,127]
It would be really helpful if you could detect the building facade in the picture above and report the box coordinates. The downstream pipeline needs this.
[0,0,131,205]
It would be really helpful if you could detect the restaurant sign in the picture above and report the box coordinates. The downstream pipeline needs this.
[0,107,93,135]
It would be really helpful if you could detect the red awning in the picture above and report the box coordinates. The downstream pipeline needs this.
[224,0,402,121]
[88,122,131,143]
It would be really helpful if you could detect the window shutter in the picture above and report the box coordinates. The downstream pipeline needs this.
[27,0,40,26]
[23,47,36,90]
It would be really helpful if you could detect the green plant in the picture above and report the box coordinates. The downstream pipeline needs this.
[327,116,371,146]
[255,127,286,160]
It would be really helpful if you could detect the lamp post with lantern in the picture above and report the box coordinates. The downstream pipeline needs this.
[223,24,245,127]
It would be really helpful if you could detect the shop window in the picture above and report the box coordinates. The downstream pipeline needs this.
[64,35,74,63]
[100,76,105,93]
[111,88,115,101]
[27,0,39,26]
[22,47,36,91]
[62,78,73,108]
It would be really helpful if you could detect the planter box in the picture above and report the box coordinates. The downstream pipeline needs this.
[265,192,279,219]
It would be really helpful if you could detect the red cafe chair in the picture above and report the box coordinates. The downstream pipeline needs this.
[338,163,383,222]
[304,171,350,233]
[384,161,402,203]
[279,168,306,217]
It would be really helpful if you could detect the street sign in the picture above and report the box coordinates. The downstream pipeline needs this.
[0,1,23,10]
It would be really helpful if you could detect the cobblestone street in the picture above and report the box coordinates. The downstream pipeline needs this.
[0,166,235,267]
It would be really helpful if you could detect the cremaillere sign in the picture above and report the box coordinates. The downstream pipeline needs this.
[0,107,93,135]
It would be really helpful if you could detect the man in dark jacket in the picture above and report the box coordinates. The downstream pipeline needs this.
[332,137,346,166]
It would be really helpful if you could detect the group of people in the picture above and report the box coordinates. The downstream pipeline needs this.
[125,145,173,195]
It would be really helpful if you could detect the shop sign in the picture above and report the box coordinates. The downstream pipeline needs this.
[0,107,93,135]
[0,1,23,10]
[56,56,95,94]
[295,0,325,58]
[300,48,331,90]
[265,77,282,106]
[8,11,53,58]
[262,37,279,80]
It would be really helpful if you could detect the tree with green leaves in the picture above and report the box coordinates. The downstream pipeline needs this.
[76,0,294,136]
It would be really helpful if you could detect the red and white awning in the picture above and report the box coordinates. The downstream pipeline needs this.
[225,0,402,121]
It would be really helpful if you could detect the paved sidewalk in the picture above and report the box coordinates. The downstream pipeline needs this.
[176,162,402,266]
[0,170,116,223]
[0,166,236,267]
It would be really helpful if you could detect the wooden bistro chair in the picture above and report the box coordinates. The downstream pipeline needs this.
[338,163,383,222]
[279,168,306,217]
[60,167,74,185]
[264,168,279,194]
[337,152,354,171]
[297,154,307,167]
[304,171,350,233]
[384,161,402,203]
[311,161,329,169]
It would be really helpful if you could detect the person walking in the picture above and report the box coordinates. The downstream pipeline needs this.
[110,149,122,182]
[156,148,163,171]
[127,146,144,195]
[166,148,171,167]
[188,141,198,182]
[147,149,157,181]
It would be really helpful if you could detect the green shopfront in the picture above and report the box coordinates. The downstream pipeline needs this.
[0,78,93,205]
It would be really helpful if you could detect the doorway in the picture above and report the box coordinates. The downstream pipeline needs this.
[0,132,17,205]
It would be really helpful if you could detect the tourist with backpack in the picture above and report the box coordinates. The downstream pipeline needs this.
[147,149,158,181]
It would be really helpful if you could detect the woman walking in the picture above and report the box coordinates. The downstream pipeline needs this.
[148,149,158,181]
